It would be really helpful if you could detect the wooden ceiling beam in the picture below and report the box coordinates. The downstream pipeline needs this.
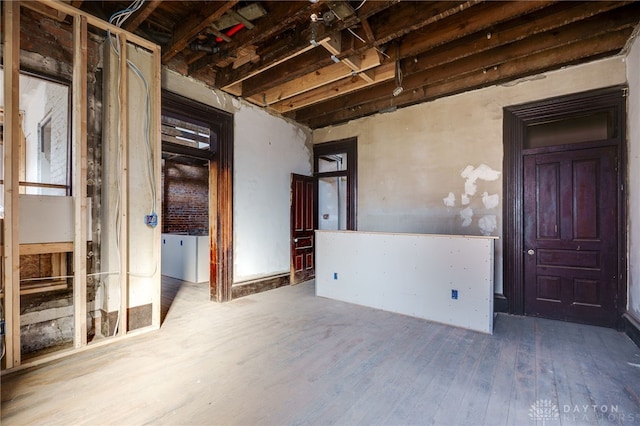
[247,47,381,106]
[123,0,162,32]
[367,1,481,46]
[295,26,632,126]
[202,1,398,89]
[189,2,315,72]
[306,29,630,128]
[271,62,395,114]
[161,0,239,64]
[399,0,556,58]
[403,2,639,75]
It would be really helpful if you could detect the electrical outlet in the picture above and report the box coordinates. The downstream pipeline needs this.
[144,212,158,228]
[451,289,458,300]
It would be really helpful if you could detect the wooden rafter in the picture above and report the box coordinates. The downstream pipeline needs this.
[123,0,162,32]
[161,0,239,63]
[299,28,633,128]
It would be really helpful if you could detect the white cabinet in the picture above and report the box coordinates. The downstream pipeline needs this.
[161,234,209,283]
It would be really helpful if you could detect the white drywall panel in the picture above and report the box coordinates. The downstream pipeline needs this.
[313,56,627,296]
[627,36,640,319]
[19,195,91,243]
[316,230,495,334]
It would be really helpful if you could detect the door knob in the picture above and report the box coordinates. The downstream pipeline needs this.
[294,238,299,243]
[527,249,535,256]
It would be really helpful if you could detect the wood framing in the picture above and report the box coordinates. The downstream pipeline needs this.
[3,0,21,369]
[73,14,88,348]
[1,0,162,371]
[118,34,129,336]
[151,44,162,330]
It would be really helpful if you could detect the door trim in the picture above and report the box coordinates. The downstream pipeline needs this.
[162,91,234,302]
[503,86,627,327]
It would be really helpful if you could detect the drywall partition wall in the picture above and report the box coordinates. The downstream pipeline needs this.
[626,34,640,320]
[162,70,313,284]
[316,230,495,334]
[313,56,627,296]
[18,195,91,243]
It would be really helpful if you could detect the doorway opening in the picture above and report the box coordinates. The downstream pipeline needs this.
[503,86,626,328]
[160,92,233,311]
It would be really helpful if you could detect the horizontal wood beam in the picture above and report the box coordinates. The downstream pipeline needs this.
[123,0,162,32]
[190,2,315,73]
[399,0,556,58]
[248,48,381,106]
[202,1,398,88]
[162,0,239,63]
[292,9,634,124]
[271,62,395,113]
[367,1,480,46]
[302,28,631,128]
[404,1,635,76]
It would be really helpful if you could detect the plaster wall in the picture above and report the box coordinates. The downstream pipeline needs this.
[162,70,312,283]
[626,35,640,320]
[313,57,627,294]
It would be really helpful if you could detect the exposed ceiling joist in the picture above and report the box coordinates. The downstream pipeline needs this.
[64,1,640,128]
[162,0,239,63]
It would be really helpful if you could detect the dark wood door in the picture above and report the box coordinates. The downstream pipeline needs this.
[291,174,315,284]
[524,146,618,327]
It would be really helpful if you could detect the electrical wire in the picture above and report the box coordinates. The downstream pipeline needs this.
[354,0,367,11]
[106,0,161,335]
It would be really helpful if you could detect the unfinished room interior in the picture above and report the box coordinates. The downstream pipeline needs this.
[2,0,640,424]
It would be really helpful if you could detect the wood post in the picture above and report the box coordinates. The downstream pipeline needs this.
[3,0,21,369]
[72,14,88,348]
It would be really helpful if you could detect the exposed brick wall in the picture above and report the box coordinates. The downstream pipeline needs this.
[162,160,209,235]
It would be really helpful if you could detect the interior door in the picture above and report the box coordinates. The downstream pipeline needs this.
[290,174,315,284]
[523,146,618,327]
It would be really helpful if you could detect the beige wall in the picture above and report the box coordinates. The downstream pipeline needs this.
[162,70,312,283]
[626,33,640,320]
[313,57,627,294]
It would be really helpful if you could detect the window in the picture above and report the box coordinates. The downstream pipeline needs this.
[15,72,71,196]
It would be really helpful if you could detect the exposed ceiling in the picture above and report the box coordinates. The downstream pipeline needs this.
[70,1,640,128]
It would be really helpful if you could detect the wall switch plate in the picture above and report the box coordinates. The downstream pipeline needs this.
[451,289,458,300]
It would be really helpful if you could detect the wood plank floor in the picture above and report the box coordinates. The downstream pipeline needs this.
[2,278,640,425]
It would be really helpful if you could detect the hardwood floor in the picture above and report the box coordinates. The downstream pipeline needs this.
[2,278,640,425]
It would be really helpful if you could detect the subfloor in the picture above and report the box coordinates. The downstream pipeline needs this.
[2,278,640,425]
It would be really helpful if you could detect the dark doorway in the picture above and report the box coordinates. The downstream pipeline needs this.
[290,174,316,284]
[503,86,626,328]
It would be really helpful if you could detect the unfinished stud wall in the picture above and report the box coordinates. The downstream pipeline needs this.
[313,56,628,295]
[9,8,105,358]
[626,34,640,321]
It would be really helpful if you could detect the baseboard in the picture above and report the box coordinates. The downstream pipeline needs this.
[623,313,640,349]
[494,294,509,313]
[231,273,290,299]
